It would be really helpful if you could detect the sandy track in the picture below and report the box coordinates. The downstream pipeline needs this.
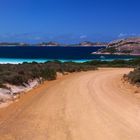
[0,68,140,140]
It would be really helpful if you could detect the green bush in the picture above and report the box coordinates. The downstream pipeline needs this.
[41,68,56,80]
[126,67,140,85]
[0,61,97,86]
[84,58,140,68]
[5,74,28,86]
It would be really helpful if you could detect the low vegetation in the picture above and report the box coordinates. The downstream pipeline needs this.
[124,67,140,86]
[84,58,140,67]
[100,47,117,54]
[84,58,140,86]
[0,61,97,86]
[0,58,140,87]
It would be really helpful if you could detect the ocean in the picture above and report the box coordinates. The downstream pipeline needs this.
[0,46,137,64]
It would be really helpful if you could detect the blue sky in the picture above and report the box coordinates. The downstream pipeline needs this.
[0,0,140,43]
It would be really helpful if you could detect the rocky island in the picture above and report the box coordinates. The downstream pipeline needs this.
[0,41,107,47]
[0,42,29,46]
[38,41,62,46]
[37,41,107,47]
[77,41,107,47]
[0,38,140,57]
[94,37,140,55]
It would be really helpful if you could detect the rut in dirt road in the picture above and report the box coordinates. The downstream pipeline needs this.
[0,68,140,140]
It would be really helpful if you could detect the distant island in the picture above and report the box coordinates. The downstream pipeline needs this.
[37,41,61,46]
[36,41,108,47]
[74,41,108,47]
[0,41,107,47]
[0,37,140,55]
[0,42,30,46]
[93,37,140,56]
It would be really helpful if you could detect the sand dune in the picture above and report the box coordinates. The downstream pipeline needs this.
[0,68,140,140]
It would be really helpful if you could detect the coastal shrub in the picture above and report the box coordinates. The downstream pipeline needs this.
[5,74,28,86]
[63,62,97,72]
[84,60,106,66]
[1,58,140,87]
[84,58,140,67]
[0,82,9,89]
[107,60,128,67]
[40,68,56,80]
[0,61,97,86]
[126,67,140,85]
[44,61,63,72]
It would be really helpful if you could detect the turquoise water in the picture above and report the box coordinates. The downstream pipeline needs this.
[0,46,138,64]
[0,58,93,64]
[0,58,134,64]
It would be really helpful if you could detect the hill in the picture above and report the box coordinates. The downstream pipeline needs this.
[99,37,140,55]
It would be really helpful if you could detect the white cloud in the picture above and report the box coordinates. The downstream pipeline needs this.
[80,35,87,39]
[118,33,140,38]
[118,33,127,37]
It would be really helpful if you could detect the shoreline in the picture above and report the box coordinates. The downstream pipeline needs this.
[0,55,138,64]
[92,52,140,56]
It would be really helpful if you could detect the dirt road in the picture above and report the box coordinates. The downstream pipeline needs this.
[0,68,140,140]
